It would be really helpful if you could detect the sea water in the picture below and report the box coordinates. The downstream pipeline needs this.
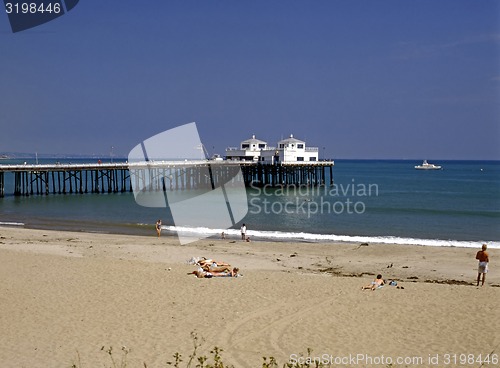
[0,158,498,248]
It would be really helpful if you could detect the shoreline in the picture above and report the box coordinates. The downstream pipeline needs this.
[0,226,499,367]
[2,218,498,249]
[1,225,499,284]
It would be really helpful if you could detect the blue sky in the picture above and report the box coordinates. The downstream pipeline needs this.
[1,0,499,159]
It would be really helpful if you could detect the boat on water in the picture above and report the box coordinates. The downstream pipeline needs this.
[415,160,442,170]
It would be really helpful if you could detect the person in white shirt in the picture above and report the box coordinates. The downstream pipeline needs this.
[240,223,247,240]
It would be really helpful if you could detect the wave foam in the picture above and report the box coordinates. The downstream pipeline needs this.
[162,226,499,249]
[0,221,25,226]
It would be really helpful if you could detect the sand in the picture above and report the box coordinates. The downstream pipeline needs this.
[0,226,498,368]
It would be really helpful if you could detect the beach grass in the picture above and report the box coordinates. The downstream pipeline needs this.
[68,332,336,368]
[69,342,333,368]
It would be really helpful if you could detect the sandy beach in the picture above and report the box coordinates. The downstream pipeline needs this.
[0,226,498,368]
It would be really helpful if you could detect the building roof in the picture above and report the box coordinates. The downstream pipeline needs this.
[278,134,305,144]
[241,135,267,145]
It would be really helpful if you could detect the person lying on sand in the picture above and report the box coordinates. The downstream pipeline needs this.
[361,274,385,291]
[212,267,240,277]
[188,267,240,278]
[201,264,232,273]
[188,268,214,278]
[197,258,231,267]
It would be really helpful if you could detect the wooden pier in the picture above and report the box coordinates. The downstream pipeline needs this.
[0,161,334,198]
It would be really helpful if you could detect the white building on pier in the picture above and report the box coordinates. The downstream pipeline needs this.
[224,135,268,161]
[225,134,320,164]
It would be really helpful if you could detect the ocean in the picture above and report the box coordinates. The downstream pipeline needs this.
[0,158,499,248]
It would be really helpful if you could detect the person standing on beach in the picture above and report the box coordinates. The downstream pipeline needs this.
[241,223,247,240]
[476,244,489,287]
[156,219,162,238]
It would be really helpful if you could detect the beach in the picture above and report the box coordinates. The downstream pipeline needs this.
[0,226,499,368]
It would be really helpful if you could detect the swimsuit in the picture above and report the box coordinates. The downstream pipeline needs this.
[478,262,489,273]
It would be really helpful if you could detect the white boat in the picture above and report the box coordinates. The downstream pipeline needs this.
[415,160,442,170]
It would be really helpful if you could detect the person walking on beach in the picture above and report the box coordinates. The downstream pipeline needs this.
[476,244,489,287]
[156,219,162,238]
[240,223,247,240]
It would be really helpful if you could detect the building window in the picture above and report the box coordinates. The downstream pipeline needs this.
[242,144,250,149]
[279,144,284,148]
[309,157,316,161]
[258,144,266,149]
[297,157,304,161]
[297,144,304,149]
